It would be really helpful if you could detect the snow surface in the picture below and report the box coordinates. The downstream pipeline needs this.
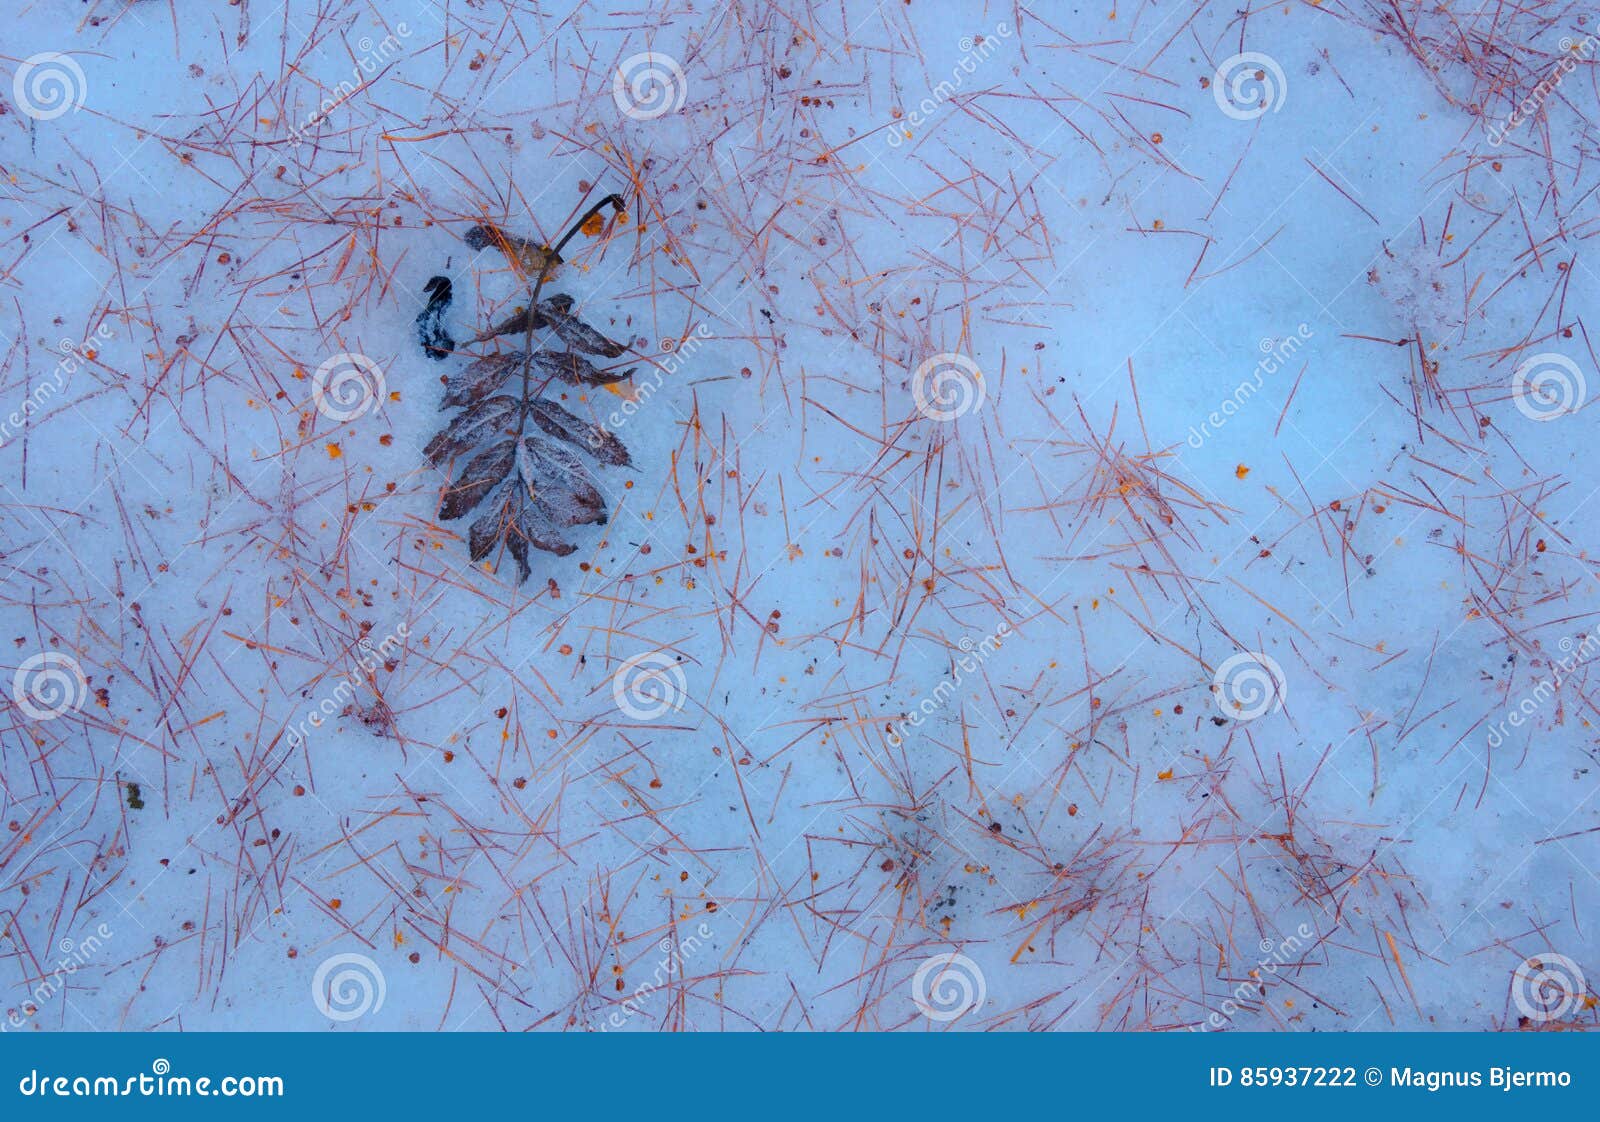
[2,0,1598,1031]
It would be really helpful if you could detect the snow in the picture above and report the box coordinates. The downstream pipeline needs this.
[2,0,1598,1031]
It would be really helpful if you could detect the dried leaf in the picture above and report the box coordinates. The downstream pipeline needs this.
[517,437,605,525]
[424,396,518,465]
[538,295,629,358]
[528,349,634,387]
[463,223,561,277]
[431,195,637,583]
[468,295,628,358]
[441,352,521,410]
[438,439,514,521]
[528,399,630,467]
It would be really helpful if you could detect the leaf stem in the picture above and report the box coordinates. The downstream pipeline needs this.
[515,193,628,433]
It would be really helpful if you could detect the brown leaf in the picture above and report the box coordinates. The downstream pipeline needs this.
[518,437,605,526]
[528,399,630,466]
[441,352,521,410]
[467,296,626,358]
[424,396,518,465]
[537,295,629,358]
[438,439,514,521]
[471,478,583,580]
[529,350,634,387]
[463,223,561,278]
